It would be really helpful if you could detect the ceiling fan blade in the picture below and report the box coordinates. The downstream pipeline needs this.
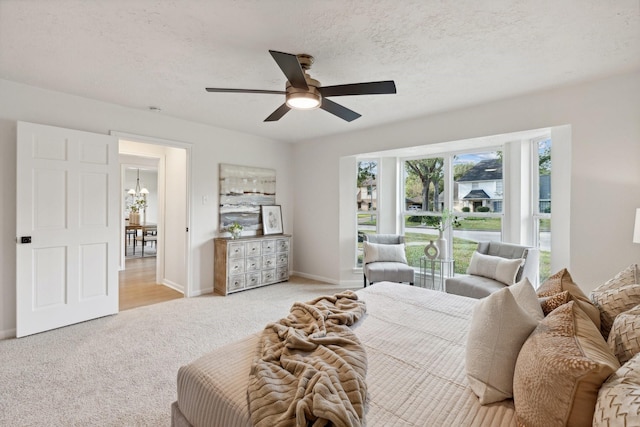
[264,103,291,122]
[320,98,361,122]
[205,88,286,95]
[269,50,309,90]
[319,80,396,97]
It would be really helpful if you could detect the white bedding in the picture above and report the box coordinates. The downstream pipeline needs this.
[173,282,517,427]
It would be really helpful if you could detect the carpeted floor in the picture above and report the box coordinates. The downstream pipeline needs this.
[0,277,354,426]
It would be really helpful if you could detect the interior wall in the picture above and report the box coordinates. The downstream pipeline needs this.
[0,79,294,338]
[292,72,640,292]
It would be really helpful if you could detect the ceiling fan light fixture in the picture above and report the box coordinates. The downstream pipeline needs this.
[286,91,321,110]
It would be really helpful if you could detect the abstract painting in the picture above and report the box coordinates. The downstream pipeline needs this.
[219,164,276,233]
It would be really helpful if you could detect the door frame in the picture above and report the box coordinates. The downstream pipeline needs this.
[113,131,193,298]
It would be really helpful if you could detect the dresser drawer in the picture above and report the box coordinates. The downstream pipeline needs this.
[228,274,245,292]
[245,272,261,288]
[276,253,288,267]
[245,241,262,257]
[227,258,245,276]
[276,238,289,252]
[261,269,277,284]
[262,239,276,255]
[262,254,276,270]
[276,266,288,281]
[228,242,245,259]
[245,256,262,272]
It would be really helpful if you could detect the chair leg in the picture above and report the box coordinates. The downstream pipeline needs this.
[410,282,414,286]
[363,274,367,287]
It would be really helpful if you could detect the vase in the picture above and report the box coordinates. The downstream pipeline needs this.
[129,212,140,225]
[436,230,448,260]
[424,240,439,260]
[231,230,241,240]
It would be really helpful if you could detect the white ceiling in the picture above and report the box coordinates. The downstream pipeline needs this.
[1,0,638,143]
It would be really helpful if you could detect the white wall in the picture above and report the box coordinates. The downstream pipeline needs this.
[0,79,294,338]
[292,72,640,292]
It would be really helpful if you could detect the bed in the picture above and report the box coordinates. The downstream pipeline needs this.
[171,282,516,426]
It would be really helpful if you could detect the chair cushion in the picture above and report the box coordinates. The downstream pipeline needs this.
[363,262,414,284]
[363,241,407,264]
[466,251,524,285]
[445,275,506,299]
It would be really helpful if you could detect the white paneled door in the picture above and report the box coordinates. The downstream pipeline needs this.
[16,122,120,337]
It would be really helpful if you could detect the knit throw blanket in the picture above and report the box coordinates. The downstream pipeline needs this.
[247,290,368,427]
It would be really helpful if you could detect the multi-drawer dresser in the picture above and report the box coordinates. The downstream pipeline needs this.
[214,234,291,295]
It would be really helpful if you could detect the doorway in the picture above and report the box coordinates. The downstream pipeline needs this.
[117,136,190,310]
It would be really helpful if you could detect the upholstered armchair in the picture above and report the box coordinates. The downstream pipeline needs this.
[362,234,415,287]
[445,241,539,299]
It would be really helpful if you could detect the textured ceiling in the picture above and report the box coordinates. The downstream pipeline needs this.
[1,0,638,143]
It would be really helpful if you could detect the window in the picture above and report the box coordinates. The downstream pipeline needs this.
[452,151,503,272]
[402,151,503,273]
[356,160,378,267]
[534,138,552,281]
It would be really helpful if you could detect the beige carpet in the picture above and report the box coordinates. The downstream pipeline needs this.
[0,277,355,426]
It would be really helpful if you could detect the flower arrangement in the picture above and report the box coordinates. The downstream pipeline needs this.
[227,222,243,239]
[128,197,147,213]
[437,208,460,232]
[423,208,460,233]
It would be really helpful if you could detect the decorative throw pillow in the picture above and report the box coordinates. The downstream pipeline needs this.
[538,290,571,316]
[513,301,619,427]
[608,304,640,364]
[536,268,601,330]
[508,278,544,322]
[593,352,640,427]
[362,241,408,265]
[591,284,640,341]
[466,251,524,286]
[466,286,539,404]
[592,264,638,294]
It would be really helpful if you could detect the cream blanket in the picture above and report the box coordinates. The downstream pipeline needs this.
[247,291,367,427]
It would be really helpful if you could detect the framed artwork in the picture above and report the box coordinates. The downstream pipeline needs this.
[219,164,276,234]
[261,205,283,235]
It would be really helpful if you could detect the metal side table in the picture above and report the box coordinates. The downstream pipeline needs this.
[419,256,455,291]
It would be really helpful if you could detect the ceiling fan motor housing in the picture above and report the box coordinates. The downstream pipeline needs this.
[285,75,321,109]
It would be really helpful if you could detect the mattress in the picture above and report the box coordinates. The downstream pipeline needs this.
[173,282,517,427]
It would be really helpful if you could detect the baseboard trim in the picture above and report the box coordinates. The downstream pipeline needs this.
[0,328,16,340]
[291,271,361,287]
[161,279,184,294]
[189,286,214,297]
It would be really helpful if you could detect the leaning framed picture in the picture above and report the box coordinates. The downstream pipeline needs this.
[261,205,283,235]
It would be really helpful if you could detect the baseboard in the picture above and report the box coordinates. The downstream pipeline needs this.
[291,271,360,286]
[189,286,214,297]
[0,328,16,340]
[161,279,184,294]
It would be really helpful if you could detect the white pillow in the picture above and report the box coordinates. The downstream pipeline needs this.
[363,241,408,265]
[466,286,539,404]
[467,251,524,285]
[508,278,544,322]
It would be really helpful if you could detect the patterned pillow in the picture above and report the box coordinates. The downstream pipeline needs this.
[608,304,640,364]
[593,352,640,427]
[537,268,601,330]
[539,290,570,316]
[591,284,640,341]
[513,301,620,427]
[593,264,638,293]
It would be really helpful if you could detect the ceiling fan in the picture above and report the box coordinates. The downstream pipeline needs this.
[205,50,397,122]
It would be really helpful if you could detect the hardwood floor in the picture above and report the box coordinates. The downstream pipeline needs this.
[119,256,183,311]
